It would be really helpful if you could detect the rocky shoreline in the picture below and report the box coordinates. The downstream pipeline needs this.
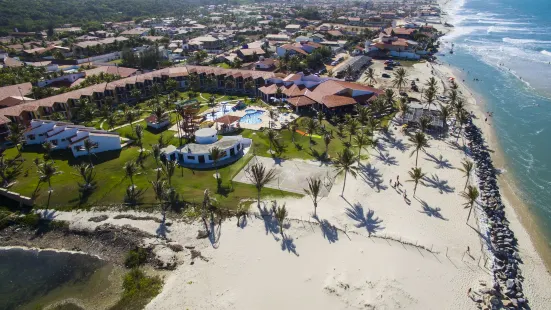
[0,223,149,265]
[465,119,527,309]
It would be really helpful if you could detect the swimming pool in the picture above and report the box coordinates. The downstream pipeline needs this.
[240,109,265,124]
[205,104,235,121]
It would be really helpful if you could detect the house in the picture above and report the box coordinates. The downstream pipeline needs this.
[265,34,290,43]
[0,83,33,108]
[120,28,149,37]
[2,57,24,68]
[72,37,128,56]
[368,34,420,59]
[276,41,321,57]
[161,128,251,167]
[187,35,225,52]
[236,47,265,61]
[285,24,302,34]
[258,72,383,113]
[255,58,277,71]
[333,55,372,79]
[23,119,122,157]
[384,27,417,39]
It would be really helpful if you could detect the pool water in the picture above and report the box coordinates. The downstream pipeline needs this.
[205,104,235,121]
[240,109,265,124]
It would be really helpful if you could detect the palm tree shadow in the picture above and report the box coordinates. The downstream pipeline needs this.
[358,163,388,192]
[281,234,299,256]
[373,152,398,166]
[156,219,171,239]
[418,200,448,221]
[313,215,339,243]
[388,137,408,153]
[345,203,384,236]
[425,153,453,169]
[257,204,279,238]
[423,174,454,194]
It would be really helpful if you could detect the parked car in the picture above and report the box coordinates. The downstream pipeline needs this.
[382,73,391,78]
[384,66,393,70]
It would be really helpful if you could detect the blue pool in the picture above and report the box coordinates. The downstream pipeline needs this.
[240,109,265,124]
[205,104,235,121]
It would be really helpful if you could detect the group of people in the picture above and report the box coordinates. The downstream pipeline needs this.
[390,175,408,200]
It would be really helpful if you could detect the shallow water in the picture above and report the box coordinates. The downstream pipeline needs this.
[0,248,123,310]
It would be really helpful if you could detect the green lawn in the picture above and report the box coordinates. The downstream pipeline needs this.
[239,117,360,161]
[4,136,299,210]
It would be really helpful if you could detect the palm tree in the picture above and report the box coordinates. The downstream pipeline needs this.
[42,141,55,162]
[323,132,332,159]
[409,132,429,167]
[209,147,224,186]
[162,159,176,187]
[304,177,323,217]
[38,161,59,199]
[289,122,298,144]
[133,124,144,150]
[363,67,376,85]
[151,144,161,169]
[274,203,288,238]
[423,86,437,110]
[0,156,12,187]
[305,117,317,145]
[130,88,142,103]
[74,163,95,192]
[123,161,138,190]
[245,162,277,207]
[346,118,360,144]
[407,167,426,196]
[456,109,469,144]
[125,109,136,132]
[106,113,117,129]
[334,148,358,196]
[461,185,479,222]
[459,159,474,189]
[439,103,451,131]
[266,129,278,154]
[354,133,371,165]
[83,139,95,167]
[7,123,24,157]
[268,109,277,129]
[383,89,396,113]
[356,105,370,127]
[392,67,408,91]
[418,116,431,132]
[426,77,438,91]
[397,97,409,123]
[275,86,283,103]
[448,89,458,106]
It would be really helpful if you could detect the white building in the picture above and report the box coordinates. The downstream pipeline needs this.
[162,128,251,167]
[24,120,122,157]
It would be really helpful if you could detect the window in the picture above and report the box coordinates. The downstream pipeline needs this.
[187,155,195,160]
[28,134,36,140]
[208,155,212,160]
[51,140,58,146]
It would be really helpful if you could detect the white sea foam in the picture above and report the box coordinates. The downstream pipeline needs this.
[541,50,551,57]
[503,38,551,45]
[487,26,534,33]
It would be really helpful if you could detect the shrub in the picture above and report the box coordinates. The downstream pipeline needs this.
[124,248,148,268]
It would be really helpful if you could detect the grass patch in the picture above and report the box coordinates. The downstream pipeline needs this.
[109,269,162,310]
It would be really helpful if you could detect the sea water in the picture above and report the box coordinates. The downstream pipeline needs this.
[0,248,122,310]
[441,0,551,255]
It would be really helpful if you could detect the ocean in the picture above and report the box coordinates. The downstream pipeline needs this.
[440,0,551,258]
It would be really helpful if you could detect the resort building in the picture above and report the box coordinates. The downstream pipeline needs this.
[258,72,383,113]
[161,128,251,167]
[23,119,122,157]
